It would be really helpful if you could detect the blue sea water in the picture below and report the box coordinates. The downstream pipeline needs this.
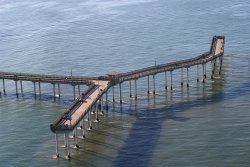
[0,0,250,166]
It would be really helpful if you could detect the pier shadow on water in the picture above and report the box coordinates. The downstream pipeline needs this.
[113,80,250,167]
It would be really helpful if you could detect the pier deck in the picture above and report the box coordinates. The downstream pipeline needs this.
[50,80,110,133]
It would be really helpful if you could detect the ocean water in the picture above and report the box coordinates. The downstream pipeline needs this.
[0,0,250,167]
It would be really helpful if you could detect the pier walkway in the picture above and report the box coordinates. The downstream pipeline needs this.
[0,36,225,158]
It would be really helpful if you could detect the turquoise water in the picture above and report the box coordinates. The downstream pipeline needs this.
[0,0,250,166]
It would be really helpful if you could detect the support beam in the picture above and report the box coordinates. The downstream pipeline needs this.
[153,75,156,94]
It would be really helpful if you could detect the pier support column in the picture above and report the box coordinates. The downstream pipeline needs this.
[78,85,81,95]
[58,83,60,98]
[129,80,132,97]
[87,111,92,130]
[134,79,137,99]
[147,76,150,94]
[197,65,199,82]
[38,82,41,96]
[203,64,206,83]
[15,80,18,96]
[181,68,184,87]
[2,79,5,95]
[165,71,167,90]
[119,83,122,103]
[219,56,223,75]
[65,133,71,159]
[33,82,36,96]
[20,80,23,95]
[73,85,76,100]
[170,71,173,90]
[186,67,189,88]
[55,134,59,158]
[105,91,109,110]
[73,128,79,148]
[95,103,99,122]
[101,96,104,114]
[211,59,216,79]
[153,75,156,94]
[112,86,115,102]
[53,84,56,97]
[81,119,85,138]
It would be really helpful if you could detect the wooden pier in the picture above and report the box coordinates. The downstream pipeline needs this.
[0,36,225,159]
